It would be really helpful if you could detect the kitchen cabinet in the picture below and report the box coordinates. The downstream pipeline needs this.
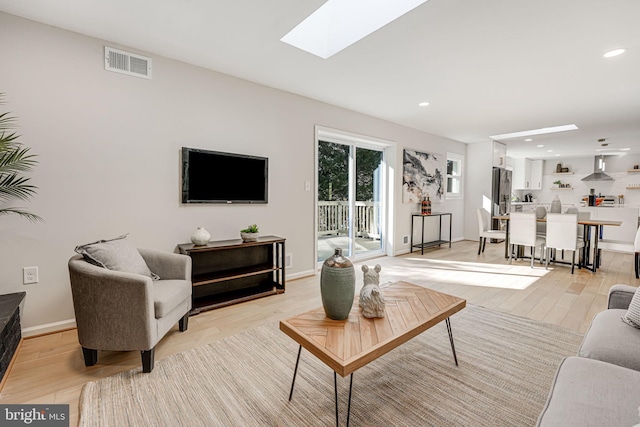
[530,159,543,190]
[493,141,507,168]
[513,158,543,190]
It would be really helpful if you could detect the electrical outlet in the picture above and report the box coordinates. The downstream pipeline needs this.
[285,253,293,268]
[304,181,311,192]
[403,235,409,244]
[23,266,38,284]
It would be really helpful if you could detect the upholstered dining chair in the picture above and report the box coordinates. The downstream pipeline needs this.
[545,213,585,274]
[597,225,640,278]
[68,246,192,373]
[509,212,545,267]
[476,208,507,255]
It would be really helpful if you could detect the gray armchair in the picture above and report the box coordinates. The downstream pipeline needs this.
[68,248,192,373]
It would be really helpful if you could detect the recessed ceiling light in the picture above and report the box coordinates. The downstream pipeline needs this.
[621,148,631,151]
[537,144,544,148]
[418,102,430,107]
[281,0,429,59]
[603,48,627,58]
[547,150,553,153]
[490,124,578,140]
[555,154,560,156]
[524,138,533,142]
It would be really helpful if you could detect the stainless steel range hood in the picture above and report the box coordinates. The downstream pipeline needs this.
[581,155,614,181]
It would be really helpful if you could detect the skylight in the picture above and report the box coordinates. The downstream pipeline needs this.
[490,124,578,140]
[281,0,429,59]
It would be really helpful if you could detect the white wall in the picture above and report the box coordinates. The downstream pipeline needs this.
[0,13,466,332]
[463,141,493,240]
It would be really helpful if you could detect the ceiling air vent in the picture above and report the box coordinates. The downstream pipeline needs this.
[104,46,152,79]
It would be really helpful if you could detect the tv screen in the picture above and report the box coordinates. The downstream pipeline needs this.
[181,147,268,204]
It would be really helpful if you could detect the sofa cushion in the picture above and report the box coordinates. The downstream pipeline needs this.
[152,280,191,319]
[536,356,640,427]
[75,234,159,280]
[579,308,640,371]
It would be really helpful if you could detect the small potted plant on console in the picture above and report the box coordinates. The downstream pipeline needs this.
[240,224,259,242]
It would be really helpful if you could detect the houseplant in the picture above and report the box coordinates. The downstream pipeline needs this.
[553,180,561,188]
[240,224,259,242]
[0,94,42,222]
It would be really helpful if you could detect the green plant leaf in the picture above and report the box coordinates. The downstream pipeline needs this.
[0,207,43,222]
[241,224,259,233]
[0,93,42,222]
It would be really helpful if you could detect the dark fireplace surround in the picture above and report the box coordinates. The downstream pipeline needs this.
[0,292,25,384]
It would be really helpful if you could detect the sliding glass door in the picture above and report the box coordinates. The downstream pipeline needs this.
[317,139,385,262]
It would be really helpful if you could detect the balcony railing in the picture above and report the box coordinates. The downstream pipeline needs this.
[318,201,380,238]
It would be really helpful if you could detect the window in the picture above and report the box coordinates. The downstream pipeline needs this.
[446,153,464,198]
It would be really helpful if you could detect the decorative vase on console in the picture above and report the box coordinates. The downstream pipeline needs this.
[320,248,355,320]
[550,195,562,213]
[191,226,211,246]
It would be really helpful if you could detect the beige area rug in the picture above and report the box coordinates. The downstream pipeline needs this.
[79,305,583,427]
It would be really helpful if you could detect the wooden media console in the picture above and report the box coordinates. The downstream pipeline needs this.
[178,235,285,314]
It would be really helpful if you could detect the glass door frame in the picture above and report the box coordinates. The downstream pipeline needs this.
[314,126,394,268]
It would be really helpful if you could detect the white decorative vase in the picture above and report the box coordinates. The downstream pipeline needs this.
[191,227,211,246]
[550,195,562,213]
[241,232,259,242]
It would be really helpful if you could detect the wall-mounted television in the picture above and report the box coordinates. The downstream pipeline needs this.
[181,147,268,204]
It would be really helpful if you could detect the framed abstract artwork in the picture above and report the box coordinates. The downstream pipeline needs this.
[402,149,444,203]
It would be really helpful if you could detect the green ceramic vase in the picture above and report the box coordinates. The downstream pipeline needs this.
[320,248,355,320]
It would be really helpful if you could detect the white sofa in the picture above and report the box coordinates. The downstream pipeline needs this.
[537,284,640,426]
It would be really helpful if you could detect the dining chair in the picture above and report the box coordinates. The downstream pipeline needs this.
[545,213,585,274]
[476,208,506,255]
[509,212,545,267]
[577,211,591,262]
[597,225,640,278]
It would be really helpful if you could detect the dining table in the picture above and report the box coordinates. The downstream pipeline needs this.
[493,214,622,273]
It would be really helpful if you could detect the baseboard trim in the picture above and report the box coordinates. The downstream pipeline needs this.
[22,319,76,338]
[288,269,316,281]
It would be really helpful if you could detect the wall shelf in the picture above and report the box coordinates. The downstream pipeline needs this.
[626,186,640,189]
[550,187,573,190]
[552,172,574,175]
[627,170,640,173]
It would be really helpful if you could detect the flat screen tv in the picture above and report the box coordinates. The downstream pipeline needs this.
[181,147,268,204]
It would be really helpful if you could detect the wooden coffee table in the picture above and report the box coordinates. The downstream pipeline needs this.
[279,281,466,426]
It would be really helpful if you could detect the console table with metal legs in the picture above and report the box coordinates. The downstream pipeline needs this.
[410,212,453,255]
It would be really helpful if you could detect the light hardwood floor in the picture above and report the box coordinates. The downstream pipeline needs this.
[2,239,638,425]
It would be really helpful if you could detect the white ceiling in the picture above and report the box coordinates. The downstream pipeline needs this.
[1,0,639,159]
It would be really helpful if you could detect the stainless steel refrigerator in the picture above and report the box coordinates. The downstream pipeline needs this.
[491,167,512,233]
